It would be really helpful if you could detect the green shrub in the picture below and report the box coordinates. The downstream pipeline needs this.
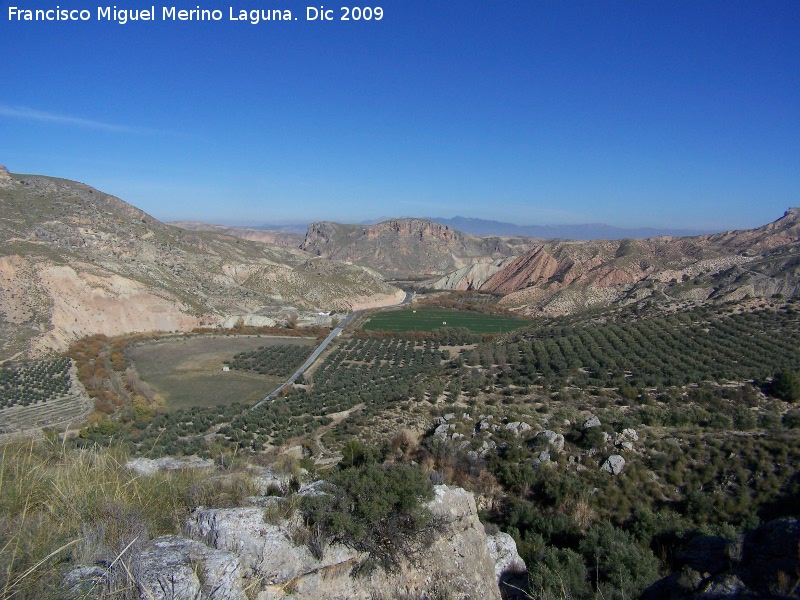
[579,523,659,599]
[528,546,590,599]
[783,409,800,429]
[770,370,800,403]
[300,463,435,572]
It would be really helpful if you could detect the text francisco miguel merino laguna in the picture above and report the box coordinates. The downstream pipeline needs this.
[7,5,385,24]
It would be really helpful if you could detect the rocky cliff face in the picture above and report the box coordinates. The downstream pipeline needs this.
[300,218,534,278]
[0,169,400,359]
[64,485,525,600]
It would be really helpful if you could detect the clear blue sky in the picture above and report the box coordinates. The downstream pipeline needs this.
[1,0,798,231]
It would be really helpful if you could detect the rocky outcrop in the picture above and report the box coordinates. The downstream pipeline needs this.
[125,456,214,475]
[534,429,565,453]
[300,219,532,278]
[600,454,626,475]
[64,485,522,600]
[134,536,247,600]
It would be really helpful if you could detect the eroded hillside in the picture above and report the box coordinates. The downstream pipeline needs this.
[300,218,534,278]
[432,209,800,315]
[0,166,400,359]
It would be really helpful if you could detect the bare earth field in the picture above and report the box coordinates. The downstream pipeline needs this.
[128,336,316,410]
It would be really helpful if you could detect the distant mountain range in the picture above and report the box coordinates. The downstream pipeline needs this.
[223,217,708,240]
[336,216,708,240]
[425,217,708,239]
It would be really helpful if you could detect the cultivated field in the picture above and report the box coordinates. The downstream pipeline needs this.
[362,307,529,334]
[128,336,316,410]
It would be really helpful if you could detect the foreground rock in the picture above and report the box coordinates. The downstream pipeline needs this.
[64,485,524,600]
[125,456,214,475]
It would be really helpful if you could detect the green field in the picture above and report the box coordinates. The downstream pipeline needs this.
[129,336,315,410]
[361,307,530,334]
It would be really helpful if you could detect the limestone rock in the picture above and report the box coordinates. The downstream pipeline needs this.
[505,421,533,437]
[583,416,601,429]
[132,535,247,600]
[62,566,108,599]
[434,423,451,437]
[534,429,565,452]
[125,456,214,476]
[183,485,507,600]
[486,532,527,598]
[68,479,515,600]
[600,454,625,475]
[486,532,525,580]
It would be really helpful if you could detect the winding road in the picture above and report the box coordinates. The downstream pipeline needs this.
[252,292,412,409]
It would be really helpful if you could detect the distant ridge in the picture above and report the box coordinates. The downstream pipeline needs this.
[426,216,709,240]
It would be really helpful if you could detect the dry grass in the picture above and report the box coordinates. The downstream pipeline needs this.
[0,437,255,599]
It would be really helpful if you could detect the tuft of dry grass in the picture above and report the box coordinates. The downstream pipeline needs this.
[0,438,256,599]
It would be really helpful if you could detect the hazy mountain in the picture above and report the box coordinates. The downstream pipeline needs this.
[426,216,708,239]
[170,221,305,248]
[251,222,309,235]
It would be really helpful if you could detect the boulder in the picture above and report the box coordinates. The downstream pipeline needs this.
[535,430,565,453]
[582,416,601,429]
[622,427,639,441]
[506,421,532,437]
[66,478,516,600]
[600,455,625,475]
[434,423,451,437]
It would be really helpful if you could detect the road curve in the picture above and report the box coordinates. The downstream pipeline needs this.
[252,292,412,409]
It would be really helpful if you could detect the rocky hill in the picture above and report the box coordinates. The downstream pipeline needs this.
[299,218,535,278]
[431,209,800,315]
[0,166,401,360]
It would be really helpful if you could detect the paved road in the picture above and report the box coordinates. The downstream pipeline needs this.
[252,292,411,409]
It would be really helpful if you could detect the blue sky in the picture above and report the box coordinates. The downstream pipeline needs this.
[1,1,798,231]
